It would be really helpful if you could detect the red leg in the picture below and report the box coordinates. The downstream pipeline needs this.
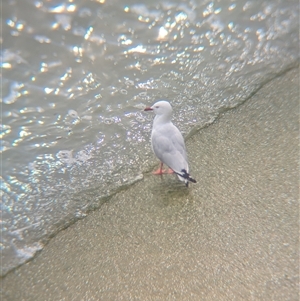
[153,162,164,175]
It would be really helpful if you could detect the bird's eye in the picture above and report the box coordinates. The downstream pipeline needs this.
[155,106,159,108]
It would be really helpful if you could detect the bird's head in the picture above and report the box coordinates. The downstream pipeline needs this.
[144,100,173,116]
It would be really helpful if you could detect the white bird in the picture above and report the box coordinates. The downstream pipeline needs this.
[144,100,196,187]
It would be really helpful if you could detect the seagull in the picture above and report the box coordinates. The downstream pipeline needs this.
[144,100,196,187]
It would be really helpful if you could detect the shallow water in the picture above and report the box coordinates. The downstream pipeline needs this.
[1,0,299,276]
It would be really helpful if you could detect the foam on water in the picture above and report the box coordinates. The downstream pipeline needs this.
[1,0,299,276]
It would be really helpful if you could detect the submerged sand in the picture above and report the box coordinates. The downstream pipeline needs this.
[1,67,299,300]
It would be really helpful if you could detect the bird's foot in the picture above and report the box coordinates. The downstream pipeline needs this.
[153,168,165,175]
[152,168,174,175]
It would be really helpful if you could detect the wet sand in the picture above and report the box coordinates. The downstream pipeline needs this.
[1,67,299,300]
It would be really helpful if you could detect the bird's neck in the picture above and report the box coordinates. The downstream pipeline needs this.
[153,114,172,127]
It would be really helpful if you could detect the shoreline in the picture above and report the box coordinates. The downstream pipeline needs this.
[2,67,299,300]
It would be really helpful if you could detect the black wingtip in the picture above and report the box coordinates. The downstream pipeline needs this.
[179,169,197,185]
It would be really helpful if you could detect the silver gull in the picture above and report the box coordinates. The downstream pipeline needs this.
[144,100,196,187]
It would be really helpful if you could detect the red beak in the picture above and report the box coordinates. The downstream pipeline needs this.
[144,107,153,111]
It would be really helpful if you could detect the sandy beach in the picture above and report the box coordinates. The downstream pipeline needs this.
[1,67,299,300]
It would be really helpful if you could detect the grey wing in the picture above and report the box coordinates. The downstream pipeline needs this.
[151,125,188,173]
[169,125,187,161]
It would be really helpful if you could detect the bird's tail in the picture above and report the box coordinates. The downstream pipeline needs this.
[175,169,197,187]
